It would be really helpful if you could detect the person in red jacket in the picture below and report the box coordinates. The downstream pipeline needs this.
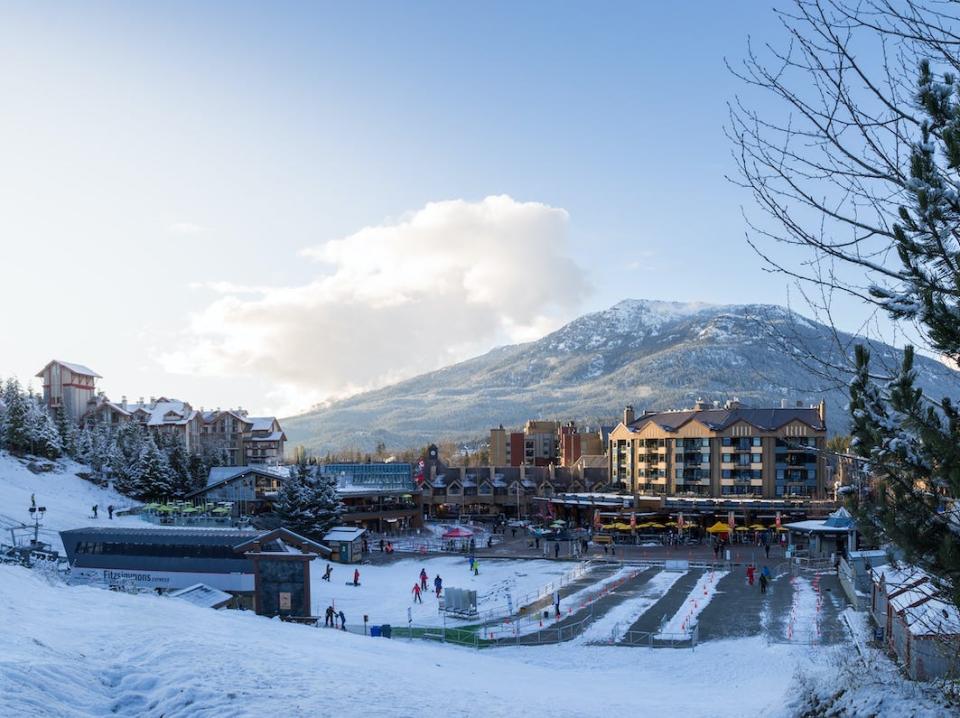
[353,568,360,586]
[412,582,423,603]
[419,568,428,591]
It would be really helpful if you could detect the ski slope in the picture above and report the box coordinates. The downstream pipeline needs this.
[0,452,147,550]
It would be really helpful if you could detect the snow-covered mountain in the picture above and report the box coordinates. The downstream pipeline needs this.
[283,299,960,453]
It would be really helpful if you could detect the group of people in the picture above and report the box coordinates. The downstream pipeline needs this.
[746,564,773,593]
[411,568,443,602]
[324,605,347,630]
[378,538,395,554]
[91,504,114,520]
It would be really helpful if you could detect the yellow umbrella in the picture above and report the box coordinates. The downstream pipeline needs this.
[706,521,731,534]
[749,524,767,530]
[735,526,749,532]
[665,521,678,527]
[601,523,617,530]
[615,522,633,531]
[648,522,666,529]
[635,522,651,529]
[776,526,789,532]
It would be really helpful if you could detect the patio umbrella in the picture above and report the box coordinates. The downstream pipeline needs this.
[706,521,731,534]
[442,527,474,539]
[735,526,749,532]
[648,522,665,529]
[614,522,633,531]
[749,524,767,530]
[665,521,678,527]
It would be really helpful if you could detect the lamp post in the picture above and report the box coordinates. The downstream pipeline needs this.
[28,503,46,546]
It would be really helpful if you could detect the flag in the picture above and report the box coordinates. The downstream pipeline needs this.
[593,509,601,529]
[414,459,425,485]
[775,511,781,529]
[677,512,685,530]
[630,512,637,529]
[728,511,735,530]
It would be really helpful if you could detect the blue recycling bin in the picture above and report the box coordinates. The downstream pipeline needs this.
[370,625,381,637]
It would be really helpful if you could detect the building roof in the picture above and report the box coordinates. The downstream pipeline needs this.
[185,465,289,498]
[628,405,824,433]
[324,527,367,542]
[169,583,233,609]
[36,359,102,378]
[233,527,330,556]
[249,417,277,432]
[60,527,259,545]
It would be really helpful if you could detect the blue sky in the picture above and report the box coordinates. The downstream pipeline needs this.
[0,2,857,414]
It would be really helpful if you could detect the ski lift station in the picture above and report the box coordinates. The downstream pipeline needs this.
[60,526,330,616]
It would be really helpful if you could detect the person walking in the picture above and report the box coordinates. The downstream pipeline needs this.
[91,504,98,519]
[325,605,335,627]
[764,543,770,559]
[107,505,114,520]
[554,542,560,559]
[434,574,443,598]
[322,564,333,582]
[419,568,428,591]
[412,582,423,603]
[473,559,479,576]
[339,610,347,631]
[535,536,540,549]
[353,568,360,587]
[379,538,385,552]
[759,573,768,594]
[554,590,561,619]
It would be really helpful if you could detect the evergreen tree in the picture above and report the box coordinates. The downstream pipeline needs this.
[111,421,146,496]
[275,467,343,541]
[161,433,193,498]
[135,434,174,499]
[53,404,78,458]
[25,396,61,459]
[2,379,31,454]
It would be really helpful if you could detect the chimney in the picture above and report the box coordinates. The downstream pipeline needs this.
[818,399,827,426]
[694,398,706,411]
[781,399,788,409]
[724,398,741,410]
[138,396,144,406]
[150,396,156,404]
[120,395,127,410]
[623,405,635,426]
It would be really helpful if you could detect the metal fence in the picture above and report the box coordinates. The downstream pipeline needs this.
[617,623,699,648]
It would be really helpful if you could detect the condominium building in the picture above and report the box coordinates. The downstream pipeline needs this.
[608,400,827,499]
[490,420,605,467]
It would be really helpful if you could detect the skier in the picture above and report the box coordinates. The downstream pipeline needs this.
[759,573,768,594]
[554,590,561,619]
[473,559,479,576]
[339,610,346,631]
[325,605,335,627]
[434,574,443,597]
[107,505,114,520]
[353,568,360,586]
[412,582,423,603]
[91,504,98,519]
[322,564,333,582]
[419,568,428,591]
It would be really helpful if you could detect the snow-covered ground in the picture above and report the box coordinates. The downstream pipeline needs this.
[0,452,148,551]
[309,556,573,627]
[0,563,862,718]
[655,569,728,638]
[576,570,687,644]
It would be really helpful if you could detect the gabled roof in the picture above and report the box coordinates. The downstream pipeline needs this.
[36,360,101,378]
[169,583,233,609]
[233,527,330,556]
[627,405,825,434]
[185,465,289,497]
[324,527,367,542]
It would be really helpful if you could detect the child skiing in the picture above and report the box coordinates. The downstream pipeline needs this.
[353,568,360,586]
[322,564,333,582]
[434,574,443,597]
[412,582,423,603]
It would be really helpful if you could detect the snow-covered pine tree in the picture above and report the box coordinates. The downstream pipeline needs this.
[160,433,193,498]
[275,463,343,541]
[135,434,174,500]
[75,427,94,467]
[111,421,145,496]
[53,404,78,458]
[25,396,62,459]
[2,379,31,454]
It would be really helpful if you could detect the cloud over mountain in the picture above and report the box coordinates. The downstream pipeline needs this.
[161,195,586,411]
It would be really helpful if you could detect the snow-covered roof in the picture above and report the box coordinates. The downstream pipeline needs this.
[37,360,101,378]
[324,527,367,542]
[627,405,825,433]
[169,583,233,609]
[248,431,284,442]
[902,597,960,637]
[249,417,277,432]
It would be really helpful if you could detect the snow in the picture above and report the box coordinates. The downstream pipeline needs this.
[576,570,687,644]
[309,556,573,627]
[0,563,844,718]
[655,569,728,638]
[0,451,148,552]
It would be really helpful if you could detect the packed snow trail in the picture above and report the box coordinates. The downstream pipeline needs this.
[785,575,822,643]
[655,569,728,639]
[577,570,687,644]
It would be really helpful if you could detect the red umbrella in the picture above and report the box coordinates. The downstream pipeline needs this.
[442,527,474,539]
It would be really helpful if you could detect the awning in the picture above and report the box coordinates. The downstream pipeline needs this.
[706,521,731,534]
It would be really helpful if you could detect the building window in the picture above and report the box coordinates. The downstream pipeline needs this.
[722,454,732,463]
[722,437,732,447]
[751,453,762,463]
[752,437,761,447]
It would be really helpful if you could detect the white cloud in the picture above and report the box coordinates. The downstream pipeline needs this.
[160,195,587,407]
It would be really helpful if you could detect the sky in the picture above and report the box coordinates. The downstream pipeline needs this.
[0,1,871,416]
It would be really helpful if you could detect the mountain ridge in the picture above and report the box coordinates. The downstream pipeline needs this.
[282,298,960,453]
